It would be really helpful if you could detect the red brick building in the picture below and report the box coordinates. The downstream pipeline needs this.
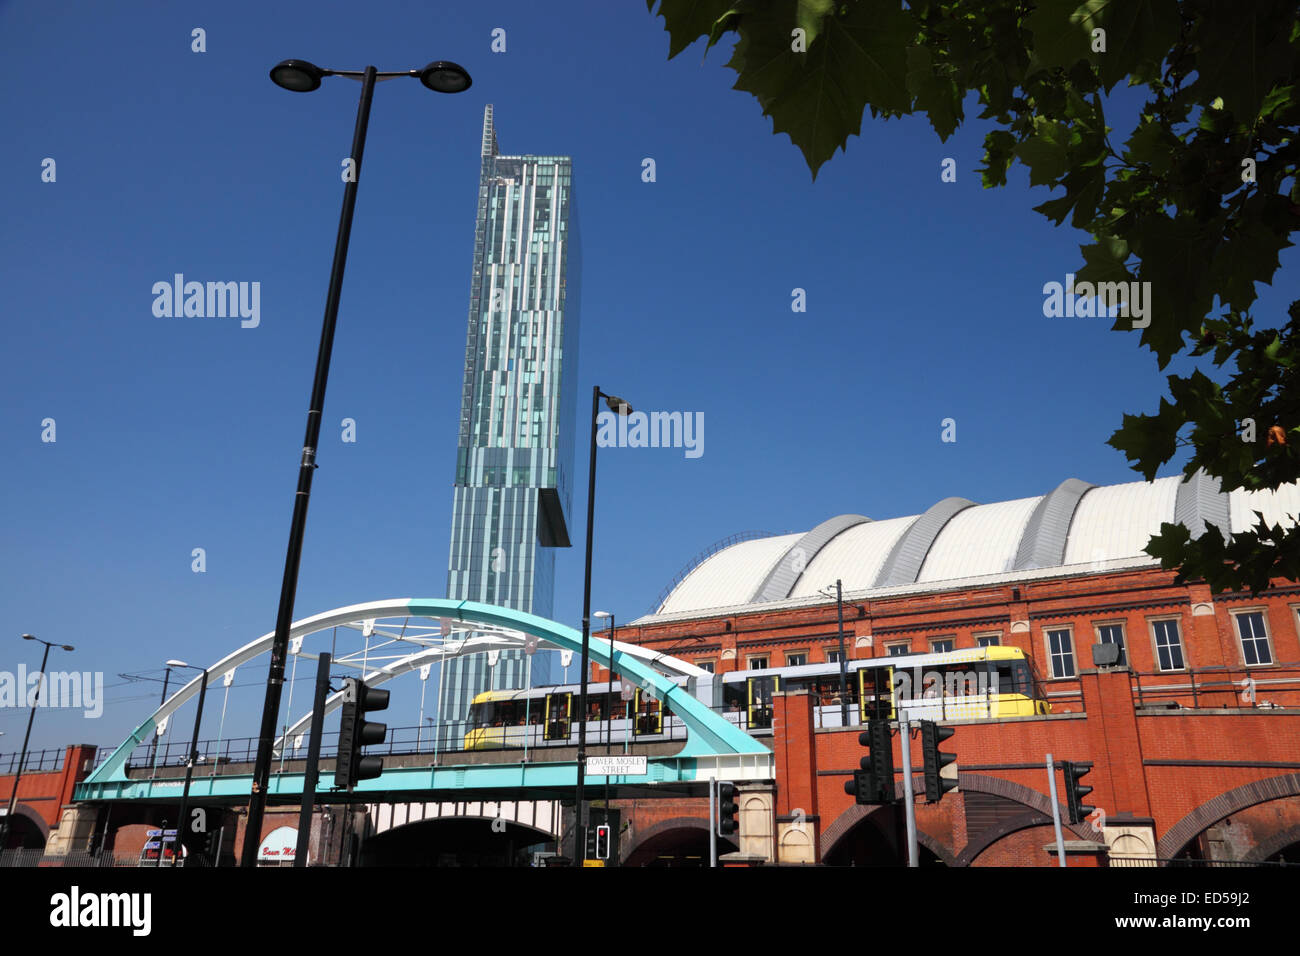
[600,475,1300,865]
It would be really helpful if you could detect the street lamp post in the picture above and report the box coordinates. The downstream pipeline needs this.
[574,387,632,865]
[150,664,173,770]
[241,57,471,867]
[1,635,74,852]
[164,661,209,868]
[820,580,851,727]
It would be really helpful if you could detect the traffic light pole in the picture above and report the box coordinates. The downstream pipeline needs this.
[294,652,330,867]
[899,713,918,868]
[1045,753,1067,868]
[708,778,717,868]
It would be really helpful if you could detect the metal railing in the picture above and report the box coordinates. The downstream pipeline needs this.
[1131,664,1300,711]
[1110,855,1296,868]
[0,747,67,775]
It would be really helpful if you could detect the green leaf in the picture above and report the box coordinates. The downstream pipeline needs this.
[1133,215,1220,365]
[1122,118,1177,177]
[1014,117,1072,185]
[1026,0,1093,74]
[980,129,1018,188]
[1189,4,1298,120]
[1075,234,1132,286]
[1108,398,1185,479]
[1075,0,1180,91]
[1210,218,1294,313]
[647,0,740,59]
[905,46,962,141]
[725,0,914,179]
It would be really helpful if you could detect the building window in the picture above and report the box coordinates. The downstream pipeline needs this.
[930,638,955,654]
[696,660,715,673]
[785,652,808,667]
[1233,611,1273,666]
[1095,623,1127,666]
[1046,628,1075,678]
[1151,619,1186,672]
[975,633,1000,648]
[825,650,842,664]
[747,656,768,670]
[886,642,911,657]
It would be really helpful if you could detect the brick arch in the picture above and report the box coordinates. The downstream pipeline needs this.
[820,802,957,865]
[619,815,736,866]
[955,774,1096,864]
[1242,823,1300,863]
[5,803,50,842]
[1158,774,1300,860]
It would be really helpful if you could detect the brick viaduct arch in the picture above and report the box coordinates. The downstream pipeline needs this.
[620,816,738,866]
[1156,773,1300,860]
[1243,823,1300,863]
[3,803,51,847]
[822,773,1095,866]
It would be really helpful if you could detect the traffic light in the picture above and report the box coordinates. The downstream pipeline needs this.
[1061,760,1094,824]
[920,720,958,803]
[335,677,389,789]
[594,824,611,860]
[843,718,895,805]
[717,781,740,836]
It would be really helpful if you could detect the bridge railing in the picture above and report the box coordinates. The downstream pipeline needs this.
[0,748,67,776]
[1130,663,1300,711]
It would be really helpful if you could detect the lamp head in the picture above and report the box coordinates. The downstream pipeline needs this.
[604,395,633,416]
[270,59,325,92]
[419,60,472,93]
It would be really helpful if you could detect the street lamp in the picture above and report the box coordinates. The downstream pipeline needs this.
[243,56,472,868]
[819,580,851,727]
[574,388,633,865]
[160,660,209,868]
[1,635,74,852]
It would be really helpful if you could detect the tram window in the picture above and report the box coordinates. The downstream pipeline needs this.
[941,666,979,697]
[992,661,1034,696]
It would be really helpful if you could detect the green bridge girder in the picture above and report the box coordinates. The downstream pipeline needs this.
[76,599,773,803]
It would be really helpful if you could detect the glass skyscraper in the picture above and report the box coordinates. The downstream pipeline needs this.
[443,105,579,736]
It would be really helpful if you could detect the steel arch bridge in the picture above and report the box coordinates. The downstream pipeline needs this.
[75,599,773,804]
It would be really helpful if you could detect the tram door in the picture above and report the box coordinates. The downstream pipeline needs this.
[747,676,779,729]
[544,692,571,741]
[858,666,895,722]
[633,688,662,736]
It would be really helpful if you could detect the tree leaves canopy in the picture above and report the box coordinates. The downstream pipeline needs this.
[647,0,1300,594]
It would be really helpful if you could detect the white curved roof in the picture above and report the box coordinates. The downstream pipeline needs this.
[656,532,803,615]
[641,475,1299,622]
[918,496,1040,583]
[787,516,914,598]
[1231,485,1300,532]
[1062,477,1180,565]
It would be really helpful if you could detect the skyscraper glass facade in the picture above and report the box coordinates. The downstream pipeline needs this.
[443,105,579,737]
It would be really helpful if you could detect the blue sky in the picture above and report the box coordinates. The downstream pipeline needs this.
[2,1,1295,755]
